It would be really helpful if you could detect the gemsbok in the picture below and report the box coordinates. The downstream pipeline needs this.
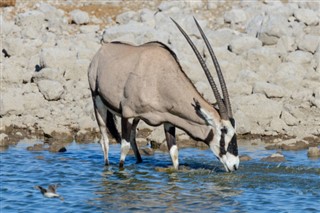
[88,18,239,172]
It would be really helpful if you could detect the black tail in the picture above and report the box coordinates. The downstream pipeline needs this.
[106,111,121,143]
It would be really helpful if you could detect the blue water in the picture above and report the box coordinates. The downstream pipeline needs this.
[1,140,319,212]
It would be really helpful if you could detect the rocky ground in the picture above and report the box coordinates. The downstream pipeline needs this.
[1,0,319,154]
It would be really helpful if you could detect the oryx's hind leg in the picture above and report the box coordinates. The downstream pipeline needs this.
[130,118,142,163]
[164,123,179,170]
[119,118,142,168]
[93,95,110,166]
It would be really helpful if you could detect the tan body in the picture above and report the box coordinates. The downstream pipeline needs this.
[89,42,219,141]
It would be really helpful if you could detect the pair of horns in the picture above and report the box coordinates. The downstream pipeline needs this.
[171,17,232,121]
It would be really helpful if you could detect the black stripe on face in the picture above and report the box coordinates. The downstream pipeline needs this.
[227,134,238,156]
[219,127,227,157]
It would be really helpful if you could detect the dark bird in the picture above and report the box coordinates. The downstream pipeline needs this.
[34,184,63,200]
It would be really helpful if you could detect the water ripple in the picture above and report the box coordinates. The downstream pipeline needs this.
[1,141,319,212]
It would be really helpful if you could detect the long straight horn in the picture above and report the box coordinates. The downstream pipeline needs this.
[171,18,228,120]
[193,17,233,118]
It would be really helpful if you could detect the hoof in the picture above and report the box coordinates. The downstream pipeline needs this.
[119,160,124,168]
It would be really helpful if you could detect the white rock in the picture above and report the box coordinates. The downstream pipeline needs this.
[281,110,299,126]
[0,16,16,36]
[147,126,165,144]
[206,28,236,47]
[228,82,252,97]
[70,9,90,25]
[0,88,25,116]
[40,47,77,71]
[253,82,286,98]
[294,8,319,26]
[32,67,65,83]
[3,37,24,57]
[297,34,320,54]
[102,21,157,44]
[116,11,139,24]
[224,9,247,24]
[246,13,265,37]
[234,110,251,134]
[80,25,100,34]
[140,8,156,28]
[286,50,313,64]
[233,94,283,121]
[276,35,296,54]
[228,36,262,55]
[270,62,306,90]
[15,10,45,27]
[23,92,46,111]
[37,80,64,101]
[258,14,290,45]
[268,118,287,133]
[158,1,185,11]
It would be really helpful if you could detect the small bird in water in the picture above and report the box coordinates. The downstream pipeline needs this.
[34,184,64,200]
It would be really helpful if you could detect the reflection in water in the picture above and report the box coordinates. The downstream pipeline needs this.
[1,141,319,212]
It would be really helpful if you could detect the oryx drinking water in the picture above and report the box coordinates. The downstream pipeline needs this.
[88,18,239,172]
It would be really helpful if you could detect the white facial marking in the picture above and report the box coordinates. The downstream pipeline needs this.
[208,120,239,172]
[169,145,179,170]
[198,108,215,127]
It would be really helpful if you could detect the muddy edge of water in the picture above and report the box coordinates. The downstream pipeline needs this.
[1,126,319,157]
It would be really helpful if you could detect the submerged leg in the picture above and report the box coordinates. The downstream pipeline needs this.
[164,123,179,169]
[119,117,131,168]
[93,95,110,166]
[130,118,142,163]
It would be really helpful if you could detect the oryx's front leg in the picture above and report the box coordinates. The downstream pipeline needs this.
[119,118,142,168]
[164,123,179,169]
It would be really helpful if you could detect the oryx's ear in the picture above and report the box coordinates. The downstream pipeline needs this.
[192,98,215,126]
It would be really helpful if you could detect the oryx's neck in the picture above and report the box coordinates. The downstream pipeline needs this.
[165,93,221,144]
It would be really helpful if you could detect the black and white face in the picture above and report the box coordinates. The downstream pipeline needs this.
[210,119,239,172]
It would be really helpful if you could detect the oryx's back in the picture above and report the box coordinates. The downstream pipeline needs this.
[88,41,186,116]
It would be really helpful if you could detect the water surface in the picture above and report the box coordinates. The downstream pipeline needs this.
[1,140,319,212]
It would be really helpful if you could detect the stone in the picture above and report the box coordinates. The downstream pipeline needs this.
[224,8,247,24]
[246,13,265,37]
[0,133,9,144]
[234,110,251,134]
[37,79,64,101]
[27,143,44,151]
[297,34,320,54]
[252,82,286,98]
[70,9,90,25]
[261,152,286,162]
[276,36,296,54]
[270,62,306,90]
[228,36,262,55]
[141,147,155,156]
[116,11,139,24]
[307,147,320,158]
[240,154,252,161]
[294,8,319,26]
[102,21,157,44]
[206,28,236,47]
[147,126,165,145]
[258,14,290,45]
[0,88,25,116]
[281,110,299,126]
[233,94,283,121]
[39,47,77,71]
[140,8,156,28]
[285,50,313,64]
[15,10,45,39]
[79,25,99,34]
